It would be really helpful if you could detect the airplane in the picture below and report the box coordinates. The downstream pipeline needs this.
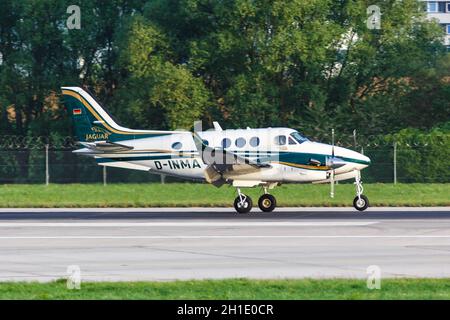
[61,86,371,213]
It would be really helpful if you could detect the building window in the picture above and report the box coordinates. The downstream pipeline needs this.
[447,2,450,12]
[171,142,183,150]
[249,137,260,147]
[235,137,246,148]
[447,24,450,34]
[274,135,286,146]
[221,138,231,148]
[427,2,437,12]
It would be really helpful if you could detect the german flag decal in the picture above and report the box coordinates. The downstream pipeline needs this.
[73,108,82,115]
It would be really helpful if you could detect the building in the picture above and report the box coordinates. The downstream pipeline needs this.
[423,1,450,49]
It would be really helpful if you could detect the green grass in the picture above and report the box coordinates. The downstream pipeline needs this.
[1,278,450,299]
[0,183,448,207]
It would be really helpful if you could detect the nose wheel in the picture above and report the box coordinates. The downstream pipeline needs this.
[353,194,369,211]
[353,171,369,211]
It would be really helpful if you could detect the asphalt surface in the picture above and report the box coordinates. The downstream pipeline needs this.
[0,207,449,282]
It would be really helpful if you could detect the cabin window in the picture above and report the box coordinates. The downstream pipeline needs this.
[202,139,209,146]
[274,135,286,146]
[288,137,297,145]
[249,137,260,147]
[235,137,246,148]
[221,138,231,148]
[171,142,183,150]
[290,132,309,144]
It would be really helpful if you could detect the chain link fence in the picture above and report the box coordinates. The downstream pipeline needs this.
[0,135,170,184]
[0,134,448,184]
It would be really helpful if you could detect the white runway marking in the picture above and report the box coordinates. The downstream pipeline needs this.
[0,207,448,213]
[1,208,449,281]
[0,235,450,239]
[0,221,378,227]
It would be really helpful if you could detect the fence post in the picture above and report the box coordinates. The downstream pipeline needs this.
[393,141,397,185]
[103,166,107,186]
[330,128,335,198]
[45,144,49,186]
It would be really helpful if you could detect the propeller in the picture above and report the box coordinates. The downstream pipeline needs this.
[330,128,335,198]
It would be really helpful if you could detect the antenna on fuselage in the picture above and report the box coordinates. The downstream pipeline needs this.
[213,122,223,131]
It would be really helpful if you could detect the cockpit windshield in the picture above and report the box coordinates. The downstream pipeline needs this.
[290,131,309,144]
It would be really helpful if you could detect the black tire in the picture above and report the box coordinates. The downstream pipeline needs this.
[353,195,369,211]
[258,194,277,212]
[234,195,253,214]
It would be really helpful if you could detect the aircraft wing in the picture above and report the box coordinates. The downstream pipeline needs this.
[75,141,134,153]
[192,133,270,186]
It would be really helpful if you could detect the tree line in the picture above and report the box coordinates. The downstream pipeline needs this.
[0,0,449,182]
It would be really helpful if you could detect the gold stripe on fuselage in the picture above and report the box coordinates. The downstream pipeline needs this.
[275,161,330,171]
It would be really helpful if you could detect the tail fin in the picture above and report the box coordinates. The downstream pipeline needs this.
[62,86,168,142]
[61,87,119,142]
[61,86,178,142]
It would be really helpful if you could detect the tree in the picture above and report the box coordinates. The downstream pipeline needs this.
[114,15,210,130]
[142,0,447,137]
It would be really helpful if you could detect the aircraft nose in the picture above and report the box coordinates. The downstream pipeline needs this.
[335,146,371,168]
[359,153,371,166]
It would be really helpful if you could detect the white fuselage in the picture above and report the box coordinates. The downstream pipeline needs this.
[79,127,370,186]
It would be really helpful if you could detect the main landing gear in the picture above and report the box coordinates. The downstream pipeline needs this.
[234,188,253,214]
[233,187,277,214]
[258,187,276,212]
[353,171,369,211]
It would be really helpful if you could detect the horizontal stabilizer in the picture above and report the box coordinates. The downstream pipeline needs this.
[77,141,133,153]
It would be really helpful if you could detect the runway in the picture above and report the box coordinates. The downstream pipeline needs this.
[0,207,449,282]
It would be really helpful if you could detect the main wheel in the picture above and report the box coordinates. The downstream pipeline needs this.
[353,195,369,211]
[258,194,277,212]
[234,195,253,214]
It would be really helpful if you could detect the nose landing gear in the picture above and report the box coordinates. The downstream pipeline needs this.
[353,171,369,211]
